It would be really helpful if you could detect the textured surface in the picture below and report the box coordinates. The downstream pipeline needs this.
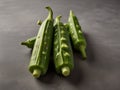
[0,0,120,90]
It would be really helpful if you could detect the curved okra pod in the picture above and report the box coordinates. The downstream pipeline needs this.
[29,6,54,78]
[68,10,87,59]
[54,16,74,77]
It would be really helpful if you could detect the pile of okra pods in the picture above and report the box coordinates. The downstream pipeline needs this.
[21,6,87,78]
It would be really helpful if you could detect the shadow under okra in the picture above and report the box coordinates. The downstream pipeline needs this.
[84,32,96,63]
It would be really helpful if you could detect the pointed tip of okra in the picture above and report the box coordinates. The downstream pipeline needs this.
[69,10,74,16]
[45,6,51,9]
[45,6,53,19]
[61,66,70,77]
[56,15,62,19]
[54,15,62,25]
[21,41,30,48]
[56,15,62,21]
[21,42,27,45]
[32,69,41,78]
[79,46,87,59]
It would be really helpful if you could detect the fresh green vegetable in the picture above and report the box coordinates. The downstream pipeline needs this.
[68,10,87,59]
[53,16,74,77]
[29,6,54,78]
[21,37,36,48]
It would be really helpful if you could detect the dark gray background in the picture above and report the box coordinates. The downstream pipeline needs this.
[0,0,120,90]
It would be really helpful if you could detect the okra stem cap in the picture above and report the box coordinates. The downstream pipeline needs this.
[61,66,70,77]
[79,46,87,59]
[32,69,41,78]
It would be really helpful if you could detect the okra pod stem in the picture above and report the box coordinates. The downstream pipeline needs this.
[32,69,41,78]
[62,66,70,76]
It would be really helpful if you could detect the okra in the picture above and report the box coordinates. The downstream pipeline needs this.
[29,6,54,78]
[68,10,87,59]
[53,16,74,77]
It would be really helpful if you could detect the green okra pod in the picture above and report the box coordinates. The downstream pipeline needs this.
[53,16,74,77]
[29,6,54,78]
[68,10,87,59]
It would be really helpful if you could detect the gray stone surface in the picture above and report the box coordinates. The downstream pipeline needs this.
[0,0,120,90]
